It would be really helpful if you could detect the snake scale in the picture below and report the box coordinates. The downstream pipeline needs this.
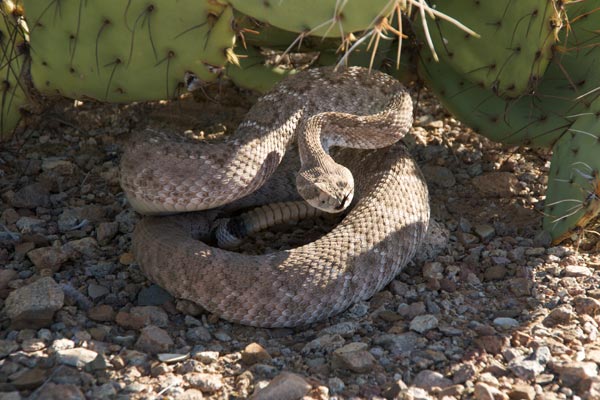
[120,66,430,327]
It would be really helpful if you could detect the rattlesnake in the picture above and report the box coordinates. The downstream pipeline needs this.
[120,66,430,327]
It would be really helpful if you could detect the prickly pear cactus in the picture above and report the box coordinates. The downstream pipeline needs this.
[0,1,29,139]
[416,0,559,97]
[228,0,396,38]
[23,0,236,102]
[419,0,600,242]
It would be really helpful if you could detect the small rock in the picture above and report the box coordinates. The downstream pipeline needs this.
[87,283,109,300]
[88,304,115,322]
[10,183,50,208]
[574,296,600,315]
[413,369,452,391]
[484,265,507,281]
[508,278,532,297]
[56,347,98,368]
[186,373,224,393]
[373,333,423,356]
[382,379,409,400]
[508,384,536,400]
[16,217,45,233]
[96,222,119,245]
[331,344,376,373]
[35,383,85,400]
[119,252,135,265]
[158,353,190,363]
[91,383,118,398]
[242,343,272,365]
[398,301,426,319]
[186,326,212,342]
[0,269,17,290]
[116,311,146,330]
[493,317,519,329]
[423,262,444,280]
[27,246,69,272]
[64,237,99,258]
[4,277,64,329]
[509,346,551,380]
[474,224,495,241]
[137,284,173,306]
[178,389,204,400]
[473,382,499,400]
[410,314,439,333]
[321,321,359,337]
[328,377,345,394]
[58,209,80,232]
[9,367,47,390]
[543,305,574,327]
[250,372,311,400]
[135,325,174,354]
[130,305,169,327]
[564,265,593,277]
[213,331,231,342]
[554,361,598,387]
[193,350,219,364]
[422,165,456,188]
[472,172,518,197]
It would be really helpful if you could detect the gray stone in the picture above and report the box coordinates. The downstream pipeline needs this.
[96,221,119,245]
[135,325,173,354]
[564,265,593,277]
[554,361,598,387]
[410,314,439,333]
[493,317,519,329]
[186,326,212,342]
[5,277,64,329]
[413,369,452,391]
[373,333,423,356]
[87,283,109,300]
[137,284,173,306]
[250,372,311,400]
[242,343,272,365]
[10,183,50,208]
[64,237,99,258]
[509,346,551,380]
[130,305,169,327]
[56,348,98,368]
[27,246,69,272]
[331,343,375,373]
[16,217,45,233]
[328,377,345,394]
[321,321,359,337]
[185,373,224,393]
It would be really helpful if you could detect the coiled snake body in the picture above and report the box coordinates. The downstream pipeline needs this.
[121,67,430,327]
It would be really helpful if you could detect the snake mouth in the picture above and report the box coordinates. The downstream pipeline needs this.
[335,191,353,211]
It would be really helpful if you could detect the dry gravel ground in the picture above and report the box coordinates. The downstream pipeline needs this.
[1,81,600,400]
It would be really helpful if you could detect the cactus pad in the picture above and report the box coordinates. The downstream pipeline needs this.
[24,0,236,102]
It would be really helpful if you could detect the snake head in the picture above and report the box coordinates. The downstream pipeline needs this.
[296,165,354,213]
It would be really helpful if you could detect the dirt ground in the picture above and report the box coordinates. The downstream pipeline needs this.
[1,79,600,399]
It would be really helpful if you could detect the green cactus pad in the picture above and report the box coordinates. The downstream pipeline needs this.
[416,0,559,97]
[226,46,296,93]
[24,0,236,102]
[0,2,29,139]
[228,0,395,38]
[544,109,600,243]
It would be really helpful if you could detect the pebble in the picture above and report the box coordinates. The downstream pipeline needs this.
[96,221,119,244]
[564,265,593,277]
[554,361,598,387]
[185,372,224,393]
[328,377,345,393]
[331,344,376,373]
[87,282,110,300]
[321,321,359,337]
[472,172,518,197]
[130,305,169,327]
[158,353,190,363]
[474,224,495,241]
[493,317,519,329]
[9,367,47,390]
[422,165,456,188]
[64,237,99,258]
[573,295,600,315]
[10,182,50,208]
[4,277,64,329]
[21,338,46,352]
[374,333,423,356]
[186,326,212,342]
[27,246,69,272]
[137,284,173,306]
[509,346,551,380]
[16,217,45,233]
[242,342,272,365]
[250,372,311,400]
[543,305,574,327]
[87,304,115,322]
[413,370,453,391]
[410,314,439,333]
[508,384,536,400]
[116,311,146,330]
[194,350,219,364]
[56,347,98,368]
[135,325,174,354]
[0,268,17,290]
